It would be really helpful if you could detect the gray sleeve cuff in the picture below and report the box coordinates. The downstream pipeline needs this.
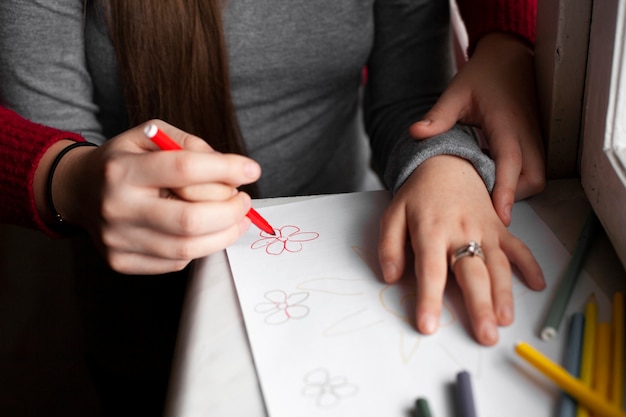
[385,125,495,194]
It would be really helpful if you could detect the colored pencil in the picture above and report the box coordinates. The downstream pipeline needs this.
[540,212,599,341]
[415,397,434,417]
[594,322,611,400]
[611,292,624,407]
[515,341,626,417]
[143,124,276,235]
[578,294,598,417]
[557,312,585,417]
[455,371,477,417]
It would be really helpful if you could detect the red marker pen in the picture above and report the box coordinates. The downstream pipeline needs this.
[144,124,276,236]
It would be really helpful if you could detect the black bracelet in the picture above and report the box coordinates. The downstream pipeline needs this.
[46,141,98,229]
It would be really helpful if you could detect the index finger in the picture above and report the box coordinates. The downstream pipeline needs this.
[144,120,216,152]
[123,150,261,189]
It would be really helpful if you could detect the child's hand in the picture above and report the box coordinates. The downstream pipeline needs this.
[378,155,545,345]
[409,33,546,226]
[51,120,262,274]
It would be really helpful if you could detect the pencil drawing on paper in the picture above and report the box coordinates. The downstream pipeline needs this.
[322,308,385,337]
[287,247,477,368]
[255,290,310,324]
[351,245,384,280]
[437,341,484,377]
[302,368,358,408]
[399,330,422,364]
[379,283,457,327]
[226,196,567,417]
[296,277,369,296]
[250,225,320,255]
[248,238,494,373]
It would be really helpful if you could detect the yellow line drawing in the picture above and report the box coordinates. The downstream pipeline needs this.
[437,340,484,377]
[439,303,457,327]
[351,246,383,281]
[322,308,384,337]
[379,284,457,327]
[399,330,422,365]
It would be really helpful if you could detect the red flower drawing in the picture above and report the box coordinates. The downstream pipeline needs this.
[251,225,319,255]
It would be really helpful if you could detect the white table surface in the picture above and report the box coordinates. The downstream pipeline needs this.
[164,180,626,417]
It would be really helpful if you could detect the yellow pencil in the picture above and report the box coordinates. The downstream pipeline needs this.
[578,294,598,417]
[611,292,624,407]
[594,322,611,399]
[514,341,626,417]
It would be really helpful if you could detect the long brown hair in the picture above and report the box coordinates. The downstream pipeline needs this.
[104,0,247,158]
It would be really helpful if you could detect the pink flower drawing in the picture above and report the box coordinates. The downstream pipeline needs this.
[255,290,310,325]
[251,225,319,255]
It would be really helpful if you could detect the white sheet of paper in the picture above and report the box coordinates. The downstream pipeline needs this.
[226,191,609,417]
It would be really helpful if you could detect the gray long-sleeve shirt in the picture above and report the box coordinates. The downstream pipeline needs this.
[0,0,494,198]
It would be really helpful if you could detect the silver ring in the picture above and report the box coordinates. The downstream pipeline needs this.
[450,240,485,268]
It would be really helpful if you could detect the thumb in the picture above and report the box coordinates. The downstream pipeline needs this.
[409,89,467,140]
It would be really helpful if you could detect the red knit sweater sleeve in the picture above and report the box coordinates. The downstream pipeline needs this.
[456,0,537,54]
[0,106,85,236]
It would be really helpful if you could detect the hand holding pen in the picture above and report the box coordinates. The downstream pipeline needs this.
[50,120,264,274]
[144,123,275,235]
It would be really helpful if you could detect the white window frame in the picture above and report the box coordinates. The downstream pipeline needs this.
[536,0,626,268]
[580,0,626,267]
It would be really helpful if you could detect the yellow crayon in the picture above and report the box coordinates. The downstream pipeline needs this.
[515,342,626,417]
[593,322,611,399]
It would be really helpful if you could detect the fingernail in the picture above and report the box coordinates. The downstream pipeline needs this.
[480,321,498,345]
[420,314,438,334]
[244,162,261,179]
[381,262,397,282]
[498,305,514,324]
[417,119,431,126]
[504,204,512,221]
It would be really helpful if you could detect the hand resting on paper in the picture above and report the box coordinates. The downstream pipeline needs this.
[41,120,261,275]
[409,33,546,226]
[377,154,546,346]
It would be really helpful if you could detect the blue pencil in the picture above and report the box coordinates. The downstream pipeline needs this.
[557,312,585,417]
[456,371,477,417]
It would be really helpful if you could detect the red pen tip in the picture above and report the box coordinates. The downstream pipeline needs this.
[246,208,275,235]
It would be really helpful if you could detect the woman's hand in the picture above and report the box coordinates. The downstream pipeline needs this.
[378,155,545,345]
[409,33,546,226]
[48,120,262,275]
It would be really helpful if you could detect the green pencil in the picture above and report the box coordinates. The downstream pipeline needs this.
[415,397,433,417]
[540,212,600,341]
